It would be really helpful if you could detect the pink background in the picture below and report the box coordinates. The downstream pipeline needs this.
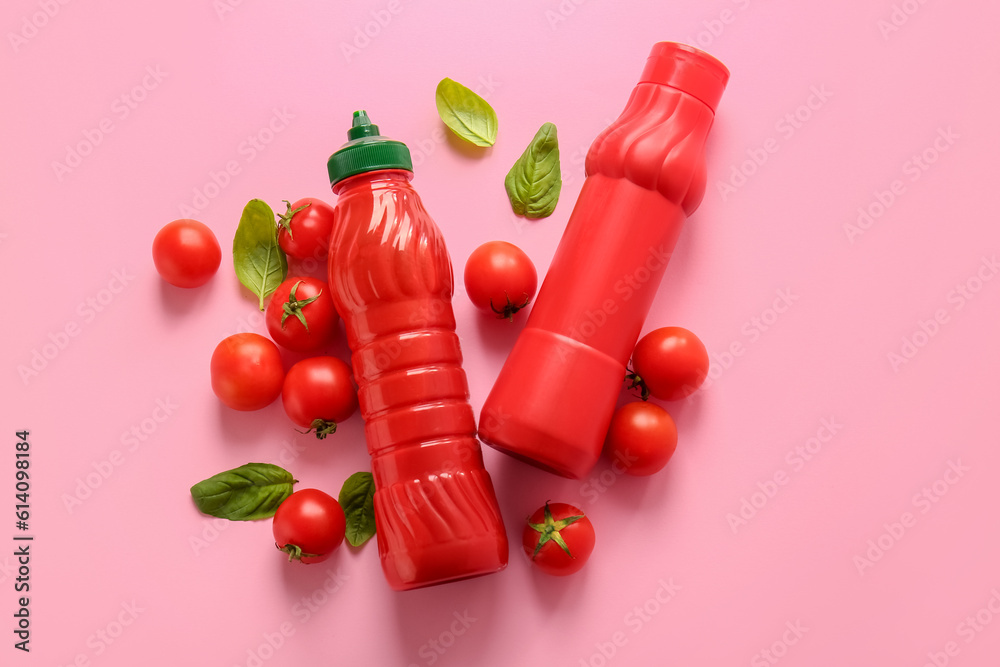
[3,0,1000,665]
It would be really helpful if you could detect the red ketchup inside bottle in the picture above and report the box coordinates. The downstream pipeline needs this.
[326,111,508,590]
[479,42,730,479]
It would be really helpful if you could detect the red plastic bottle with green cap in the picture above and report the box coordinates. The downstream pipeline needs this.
[326,111,508,590]
[478,42,730,479]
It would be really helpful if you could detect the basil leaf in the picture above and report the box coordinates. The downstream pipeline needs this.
[233,199,288,310]
[504,122,562,219]
[338,471,376,547]
[435,78,498,147]
[190,463,296,521]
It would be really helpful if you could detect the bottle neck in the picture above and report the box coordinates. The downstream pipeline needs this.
[332,169,414,195]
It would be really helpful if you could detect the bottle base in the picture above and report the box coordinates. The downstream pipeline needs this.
[478,327,622,480]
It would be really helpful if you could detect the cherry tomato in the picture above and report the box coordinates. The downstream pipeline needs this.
[265,277,339,353]
[152,219,221,288]
[464,241,537,320]
[276,198,336,260]
[282,357,358,439]
[629,327,709,401]
[210,333,284,411]
[273,489,346,564]
[522,501,595,576]
[605,402,678,477]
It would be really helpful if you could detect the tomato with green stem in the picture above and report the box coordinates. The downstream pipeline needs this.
[627,327,709,401]
[265,277,339,353]
[464,241,537,321]
[273,489,346,564]
[522,501,595,576]
[281,357,357,439]
[276,198,336,261]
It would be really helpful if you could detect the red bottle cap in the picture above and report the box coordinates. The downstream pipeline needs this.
[639,42,730,113]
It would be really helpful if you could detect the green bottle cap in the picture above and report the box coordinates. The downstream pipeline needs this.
[327,110,413,185]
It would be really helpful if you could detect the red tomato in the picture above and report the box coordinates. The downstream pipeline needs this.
[522,502,595,576]
[277,198,336,260]
[265,277,339,353]
[605,402,678,477]
[282,357,358,438]
[152,219,221,288]
[210,333,284,411]
[464,241,537,320]
[273,489,346,564]
[629,327,709,401]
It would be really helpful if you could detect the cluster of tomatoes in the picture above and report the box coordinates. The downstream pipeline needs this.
[153,198,711,576]
[154,199,357,563]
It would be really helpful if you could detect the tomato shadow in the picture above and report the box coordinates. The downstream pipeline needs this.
[157,278,214,316]
[276,545,349,610]
[214,400,282,446]
[656,392,706,447]
[443,126,493,160]
[471,309,529,355]
[525,555,590,611]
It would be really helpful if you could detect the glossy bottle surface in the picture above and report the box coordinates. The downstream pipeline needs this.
[479,42,729,479]
[328,169,508,590]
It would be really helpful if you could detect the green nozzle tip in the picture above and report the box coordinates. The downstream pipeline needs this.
[328,109,412,185]
[348,110,380,140]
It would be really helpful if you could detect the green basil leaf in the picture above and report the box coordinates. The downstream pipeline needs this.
[338,471,376,547]
[435,78,498,147]
[190,463,296,521]
[504,122,562,219]
[233,199,288,310]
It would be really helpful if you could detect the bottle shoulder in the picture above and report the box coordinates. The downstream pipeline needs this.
[327,184,455,315]
[586,83,715,212]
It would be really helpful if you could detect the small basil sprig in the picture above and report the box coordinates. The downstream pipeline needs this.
[190,463,297,521]
[233,199,288,310]
[435,78,498,147]
[338,472,376,547]
[505,122,562,219]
